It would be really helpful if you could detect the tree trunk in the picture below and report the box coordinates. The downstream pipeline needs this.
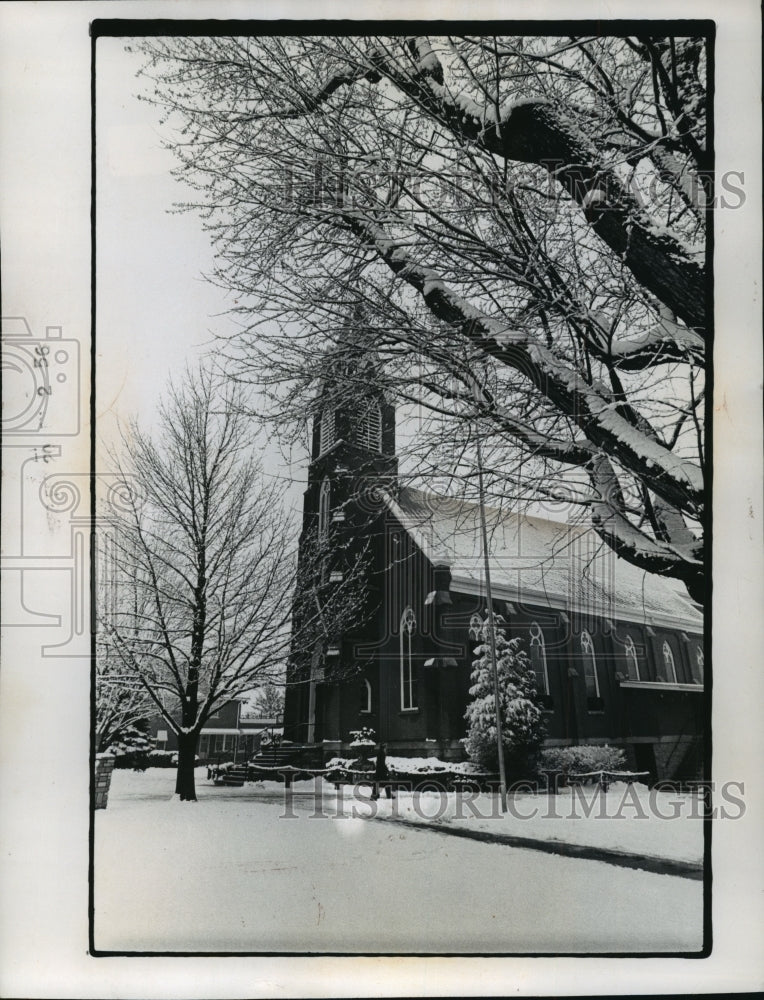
[175,731,199,801]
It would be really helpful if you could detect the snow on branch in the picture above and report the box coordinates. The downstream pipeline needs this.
[345,211,703,519]
[317,36,707,333]
[419,372,595,466]
[583,306,704,369]
[589,455,702,598]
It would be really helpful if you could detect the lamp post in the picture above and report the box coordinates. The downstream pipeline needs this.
[473,407,508,815]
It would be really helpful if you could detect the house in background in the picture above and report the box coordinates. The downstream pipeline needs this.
[149,699,281,763]
[283,347,705,784]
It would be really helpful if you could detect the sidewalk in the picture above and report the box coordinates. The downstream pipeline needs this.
[367,813,704,880]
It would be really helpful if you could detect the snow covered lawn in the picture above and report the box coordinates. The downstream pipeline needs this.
[344,782,705,866]
[324,757,703,864]
[94,768,703,953]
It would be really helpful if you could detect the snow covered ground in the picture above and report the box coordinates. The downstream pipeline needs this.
[344,780,705,865]
[94,768,704,954]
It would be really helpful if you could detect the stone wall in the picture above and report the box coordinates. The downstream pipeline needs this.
[95,754,115,809]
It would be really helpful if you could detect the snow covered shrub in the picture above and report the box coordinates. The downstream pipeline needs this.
[112,749,149,770]
[147,750,178,767]
[463,619,546,776]
[538,744,627,776]
[109,731,153,770]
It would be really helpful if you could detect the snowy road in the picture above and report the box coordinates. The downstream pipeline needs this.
[94,770,703,954]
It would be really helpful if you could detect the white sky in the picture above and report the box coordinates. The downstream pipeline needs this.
[96,42,223,431]
[95,39,309,514]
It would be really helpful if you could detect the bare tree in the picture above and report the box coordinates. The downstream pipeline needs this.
[99,366,367,800]
[134,33,707,603]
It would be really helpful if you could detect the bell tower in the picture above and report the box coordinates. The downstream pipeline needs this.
[301,325,397,540]
[284,316,398,749]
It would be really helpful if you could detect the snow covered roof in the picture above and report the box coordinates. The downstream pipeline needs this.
[384,487,702,630]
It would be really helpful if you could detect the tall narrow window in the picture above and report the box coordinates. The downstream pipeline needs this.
[580,630,601,704]
[356,401,382,452]
[624,634,641,680]
[360,678,372,714]
[400,606,417,711]
[661,640,678,683]
[694,645,704,684]
[529,622,550,696]
[319,409,335,455]
[318,478,330,539]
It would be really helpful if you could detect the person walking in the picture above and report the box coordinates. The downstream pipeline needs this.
[371,743,394,799]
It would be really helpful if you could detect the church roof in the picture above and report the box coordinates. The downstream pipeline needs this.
[384,487,702,630]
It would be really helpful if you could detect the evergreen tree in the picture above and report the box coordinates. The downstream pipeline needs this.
[95,643,154,761]
[247,683,285,720]
[464,616,546,775]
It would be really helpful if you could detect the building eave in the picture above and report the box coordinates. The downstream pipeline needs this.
[448,573,703,634]
[379,489,451,564]
[380,488,702,634]
[619,680,704,693]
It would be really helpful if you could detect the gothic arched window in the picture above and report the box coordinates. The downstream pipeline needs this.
[661,640,678,683]
[319,409,335,455]
[580,630,601,702]
[356,401,382,453]
[694,645,704,684]
[318,478,331,539]
[624,634,641,681]
[468,613,483,642]
[529,622,550,696]
[400,606,417,711]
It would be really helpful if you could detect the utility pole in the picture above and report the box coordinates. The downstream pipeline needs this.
[474,417,508,815]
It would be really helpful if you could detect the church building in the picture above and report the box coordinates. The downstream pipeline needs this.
[283,349,705,784]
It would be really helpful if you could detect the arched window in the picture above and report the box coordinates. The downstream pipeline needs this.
[360,678,372,714]
[318,478,331,539]
[319,409,335,455]
[580,630,601,702]
[400,606,417,711]
[661,640,678,683]
[468,613,484,642]
[624,634,641,681]
[529,622,550,696]
[356,401,382,453]
[694,645,704,684]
